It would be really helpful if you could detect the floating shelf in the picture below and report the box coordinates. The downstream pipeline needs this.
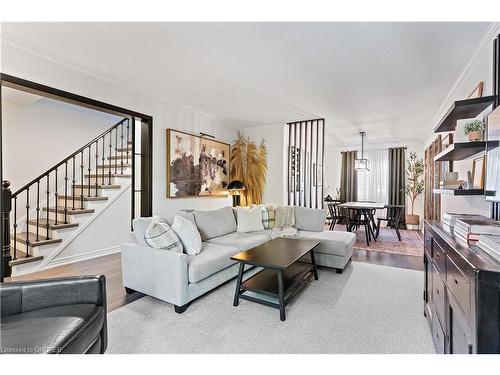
[434,95,495,133]
[433,188,484,196]
[433,141,486,162]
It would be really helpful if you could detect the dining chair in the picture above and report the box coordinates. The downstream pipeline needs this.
[376,204,405,241]
[327,202,341,230]
[345,207,376,246]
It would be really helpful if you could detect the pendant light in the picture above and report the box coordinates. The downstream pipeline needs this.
[355,131,370,171]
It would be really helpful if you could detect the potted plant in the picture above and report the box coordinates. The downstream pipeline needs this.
[404,151,424,226]
[464,119,485,142]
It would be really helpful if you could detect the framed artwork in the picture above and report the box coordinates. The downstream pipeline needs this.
[166,129,230,198]
[472,155,486,189]
[467,81,484,99]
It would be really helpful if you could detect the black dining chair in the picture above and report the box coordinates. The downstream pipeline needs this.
[376,204,405,241]
[345,208,376,246]
[327,202,341,230]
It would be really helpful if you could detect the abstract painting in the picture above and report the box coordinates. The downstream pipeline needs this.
[166,129,230,198]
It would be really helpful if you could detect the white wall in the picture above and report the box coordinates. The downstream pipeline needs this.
[242,124,286,206]
[1,38,236,262]
[2,96,122,191]
[424,25,500,219]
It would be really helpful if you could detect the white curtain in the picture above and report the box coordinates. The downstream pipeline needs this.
[357,149,388,218]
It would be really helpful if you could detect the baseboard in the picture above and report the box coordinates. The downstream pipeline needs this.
[45,246,121,269]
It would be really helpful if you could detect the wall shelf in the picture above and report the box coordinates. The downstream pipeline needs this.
[434,95,495,133]
[433,141,486,162]
[433,188,484,196]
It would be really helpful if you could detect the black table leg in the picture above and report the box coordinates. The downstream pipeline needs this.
[310,250,319,280]
[233,262,245,307]
[277,270,286,321]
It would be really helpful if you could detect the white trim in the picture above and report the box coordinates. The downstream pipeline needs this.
[44,245,121,269]
[427,23,500,141]
[34,180,131,270]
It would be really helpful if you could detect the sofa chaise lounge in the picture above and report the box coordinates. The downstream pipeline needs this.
[121,206,355,313]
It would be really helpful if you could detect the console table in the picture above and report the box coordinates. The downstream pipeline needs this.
[424,220,500,353]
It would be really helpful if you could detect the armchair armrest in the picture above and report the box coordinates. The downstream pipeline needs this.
[1,275,106,317]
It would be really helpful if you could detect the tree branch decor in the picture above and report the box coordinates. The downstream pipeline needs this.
[230,132,268,205]
[404,151,424,216]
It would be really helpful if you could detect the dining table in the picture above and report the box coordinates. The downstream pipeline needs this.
[336,201,387,245]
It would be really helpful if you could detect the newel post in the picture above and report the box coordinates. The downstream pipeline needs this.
[1,180,12,281]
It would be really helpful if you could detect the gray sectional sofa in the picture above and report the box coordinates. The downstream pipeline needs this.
[121,206,355,313]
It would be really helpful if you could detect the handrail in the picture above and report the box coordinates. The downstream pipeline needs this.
[12,118,128,197]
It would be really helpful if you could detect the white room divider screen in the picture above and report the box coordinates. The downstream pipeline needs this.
[286,118,325,208]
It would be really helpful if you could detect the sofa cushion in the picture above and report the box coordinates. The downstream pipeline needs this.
[187,243,240,283]
[132,217,152,246]
[296,230,356,257]
[235,206,265,233]
[172,214,202,256]
[294,206,327,232]
[144,216,183,253]
[0,303,104,354]
[194,206,237,241]
[207,230,272,251]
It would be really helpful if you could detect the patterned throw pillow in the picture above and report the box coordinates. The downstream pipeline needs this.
[262,205,276,229]
[144,216,183,252]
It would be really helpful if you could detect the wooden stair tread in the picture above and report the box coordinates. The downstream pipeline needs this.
[116,147,133,152]
[73,184,121,189]
[85,173,131,178]
[96,164,132,169]
[11,232,62,247]
[107,155,131,160]
[58,195,108,201]
[43,207,95,214]
[27,219,79,230]
[9,250,44,266]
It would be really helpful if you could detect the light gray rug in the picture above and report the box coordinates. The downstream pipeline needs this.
[107,261,434,354]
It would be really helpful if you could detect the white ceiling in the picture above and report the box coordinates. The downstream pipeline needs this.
[1,22,492,146]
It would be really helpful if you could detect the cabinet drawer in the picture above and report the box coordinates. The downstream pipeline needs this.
[447,256,471,320]
[432,308,446,354]
[433,240,446,275]
[424,232,433,258]
[432,265,446,327]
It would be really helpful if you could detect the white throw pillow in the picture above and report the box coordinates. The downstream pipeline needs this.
[235,206,265,233]
[144,216,183,252]
[172,214,202,256]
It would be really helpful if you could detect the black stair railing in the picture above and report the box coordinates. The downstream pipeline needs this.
[8,118,129,261]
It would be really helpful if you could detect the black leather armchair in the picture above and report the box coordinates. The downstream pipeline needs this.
[0,275,107,354]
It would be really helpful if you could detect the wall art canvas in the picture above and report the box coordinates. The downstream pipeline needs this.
[166,129,230,198]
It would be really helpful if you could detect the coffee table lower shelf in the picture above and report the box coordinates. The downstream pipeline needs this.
[236,261,315,321]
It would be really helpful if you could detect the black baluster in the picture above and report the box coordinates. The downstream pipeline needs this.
[36,180,40,241]
[80,151,84,209]
[25,188,30,257]
[54,168,58,226]
[46,175,50,239]
[115,127,118,174]
[102,136,105,186]
[126,119,130,165]
[87,146,91,197]
[2,181,13,280]
[120,123,124,174]
[108,131,113,185]
[13,196,17,260]
[72,157,76,210]
[64,162,68,224]
[95,140,99,197]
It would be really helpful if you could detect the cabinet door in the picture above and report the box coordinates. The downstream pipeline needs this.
[424,254,433,325]
[432,308,446,354]
[449,297,472,354]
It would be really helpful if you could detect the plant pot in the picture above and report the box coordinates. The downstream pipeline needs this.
[405,214,420,225]
[468,130,483,142]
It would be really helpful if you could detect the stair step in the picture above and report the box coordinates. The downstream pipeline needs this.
[107,155,131,160]
[9,250,44,267]
[43,206,95,215]
[116,147,133,152]
[27,219,79,230]
[58,195,108,202]
[96,164,132,169]
[11,232,62,247]
[73,184,121,189]
[85,174,131,178]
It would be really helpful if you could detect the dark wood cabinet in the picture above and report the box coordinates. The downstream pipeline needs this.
[424,220,500,354]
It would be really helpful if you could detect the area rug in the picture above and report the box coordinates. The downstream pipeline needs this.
[331,225,423,256]
[107,262,434,354]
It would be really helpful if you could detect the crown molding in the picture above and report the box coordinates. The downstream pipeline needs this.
[427,22,500,142]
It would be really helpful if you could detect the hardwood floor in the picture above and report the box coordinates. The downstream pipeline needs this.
[5,246,423,312]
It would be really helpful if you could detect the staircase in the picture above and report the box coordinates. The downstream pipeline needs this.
[3,118,134,277]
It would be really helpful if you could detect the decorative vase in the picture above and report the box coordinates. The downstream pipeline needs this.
[406,214,420,225]
[468,130,483,142]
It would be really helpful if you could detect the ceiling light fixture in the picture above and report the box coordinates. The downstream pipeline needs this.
[355,131,370,171]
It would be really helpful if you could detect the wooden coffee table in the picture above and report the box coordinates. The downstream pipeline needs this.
[230,237,320,321]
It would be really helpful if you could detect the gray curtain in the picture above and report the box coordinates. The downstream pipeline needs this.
[340,151,357,203]
[388,147,406,227]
